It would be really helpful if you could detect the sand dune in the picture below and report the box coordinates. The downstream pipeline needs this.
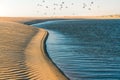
[0,21,68,80]
[0,21,38,79]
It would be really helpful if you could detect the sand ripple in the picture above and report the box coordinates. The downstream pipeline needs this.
[0,21,68,80]
[0,21,38,79]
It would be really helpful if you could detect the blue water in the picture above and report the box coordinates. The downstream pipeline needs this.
[33,19,120,80]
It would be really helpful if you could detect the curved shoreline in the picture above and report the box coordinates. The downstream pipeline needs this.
[24,28,68,80]
[42,29,69,80]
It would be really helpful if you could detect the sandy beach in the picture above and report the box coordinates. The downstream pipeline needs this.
[0,20,68,80]
[0,16,119,79]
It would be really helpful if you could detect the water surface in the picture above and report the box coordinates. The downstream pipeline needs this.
[33,19,120,80]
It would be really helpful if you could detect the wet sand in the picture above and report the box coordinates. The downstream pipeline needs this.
[0,21,68,80]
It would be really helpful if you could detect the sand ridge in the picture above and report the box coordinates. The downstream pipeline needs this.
[0,21,38,79]
[25,29,68,80]
[0,21,68,80]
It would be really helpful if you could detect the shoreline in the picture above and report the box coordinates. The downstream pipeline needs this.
[0,20,68,79]
[25,28,68,80]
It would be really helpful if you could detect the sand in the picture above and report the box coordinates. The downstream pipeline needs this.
[25,29,68,80]
[0,21,68,80]
[0,15,119,79]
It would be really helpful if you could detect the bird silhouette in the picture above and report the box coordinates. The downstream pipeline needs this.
[62,2,64,4]
[88,8,91,10]
[65,6,68,8]
[37,3,40,6]
[83,3,87,8]
[54,3,58,6]
[45,6,48,8]
[71,3,74,5]
[42,0,45,3]
[53,8,56,10]
[91,2,94,4]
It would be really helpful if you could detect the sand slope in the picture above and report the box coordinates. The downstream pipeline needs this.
[0,21,68,80]
[0,21,38,79]
[25,29,68,80]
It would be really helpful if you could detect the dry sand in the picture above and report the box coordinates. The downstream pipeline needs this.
[0,15,119,79]
[0,21,68,80]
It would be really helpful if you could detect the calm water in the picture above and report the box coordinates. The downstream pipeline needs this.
[33,19,120,80]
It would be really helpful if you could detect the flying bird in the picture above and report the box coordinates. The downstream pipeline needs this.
[62,2,65,4]
[88,8,91,10]
[37,4,40,6]
[53,8,56,10]
[91,2,94,4]
[42,0,45,3]
[65,6,68,8]
[83,3,87,8]
[46,6,48,8]
[54,3,58,6]
[71,3,74,5]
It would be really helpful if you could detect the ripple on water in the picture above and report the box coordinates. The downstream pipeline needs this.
[33,19,120,80]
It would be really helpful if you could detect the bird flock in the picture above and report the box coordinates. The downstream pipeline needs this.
[36,0,98,16]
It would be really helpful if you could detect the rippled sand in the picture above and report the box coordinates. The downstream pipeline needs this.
[0,21,68,80]
[0,21,38,79]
